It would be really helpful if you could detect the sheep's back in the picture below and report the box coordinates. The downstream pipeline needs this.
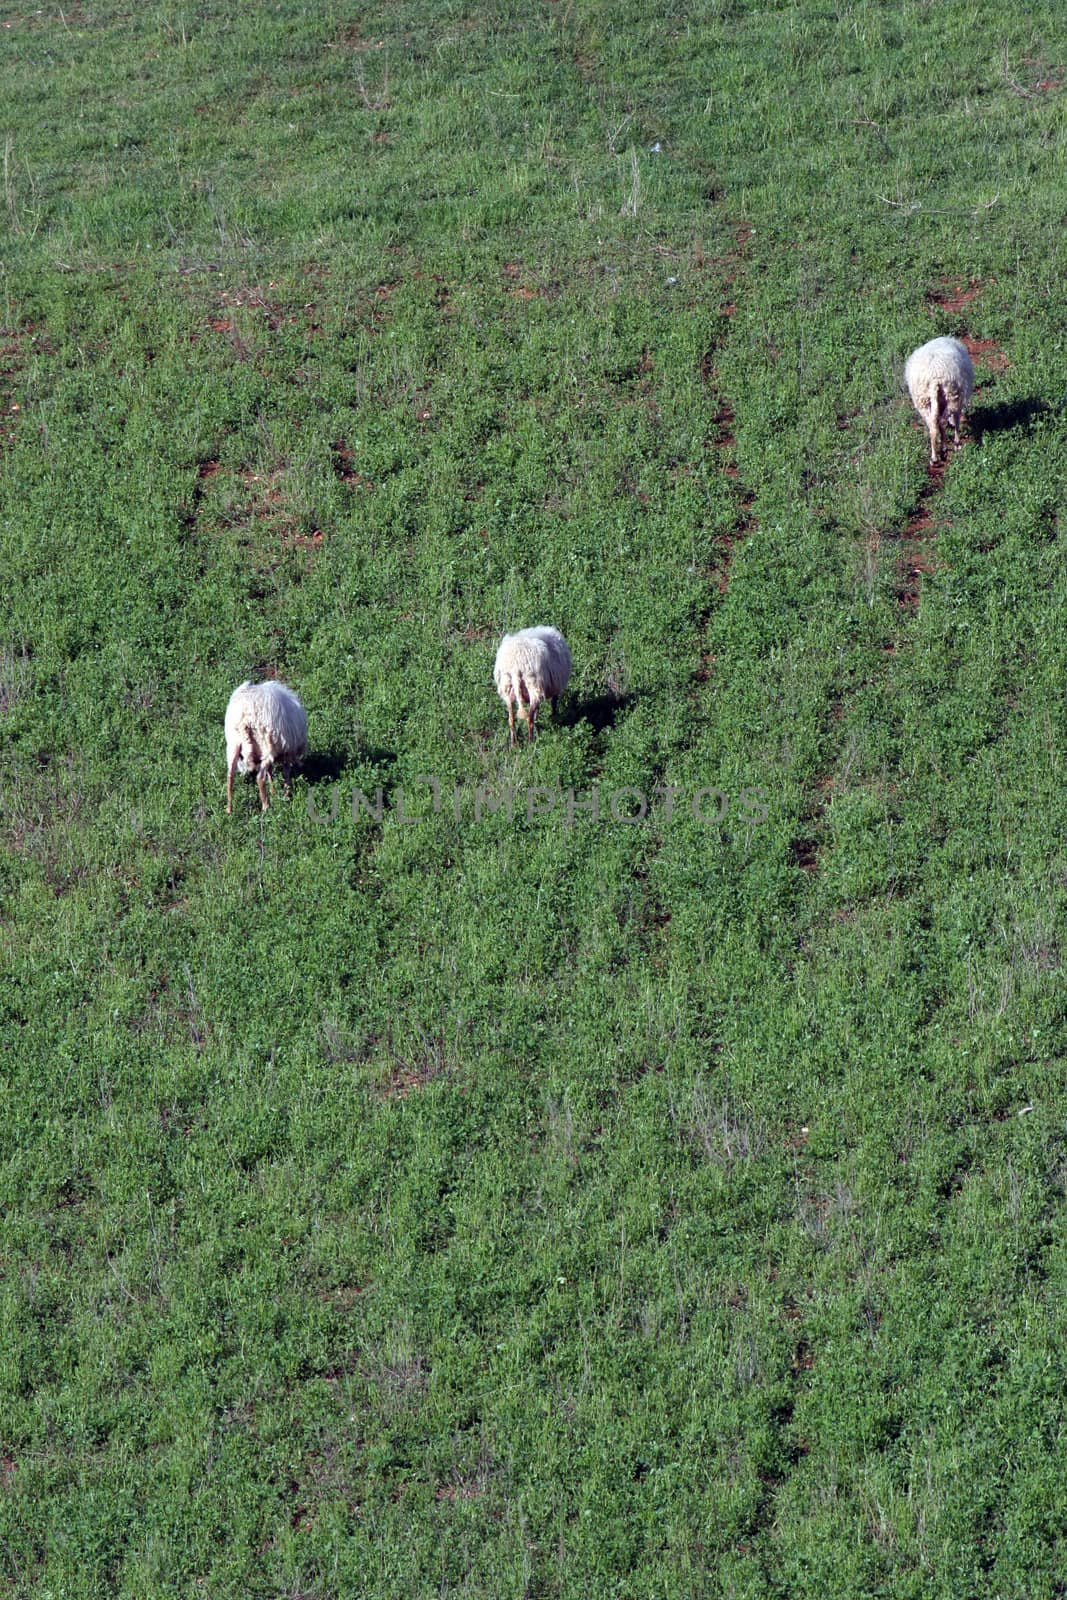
[905,337,974,402]
[259,688,306,760]
[225,680,307,760]
[494,628,572,698]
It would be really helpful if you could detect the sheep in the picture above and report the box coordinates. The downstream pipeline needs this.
[493,626,572,745]
[904,336,975,463]
[224,679,307,812]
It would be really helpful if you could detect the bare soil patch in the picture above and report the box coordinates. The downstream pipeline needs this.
[926,277,989,314]
[962,335,1010,374]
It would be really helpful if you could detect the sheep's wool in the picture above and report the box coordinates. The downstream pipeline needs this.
[904,337,974,462]
[224,680,307,811]
[493,627,572,743]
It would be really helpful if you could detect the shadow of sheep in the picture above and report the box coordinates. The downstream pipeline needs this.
[972,395,1053,445]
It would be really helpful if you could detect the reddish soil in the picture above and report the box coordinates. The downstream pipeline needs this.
[1006,59,1062,94]
[503,261,552,301]
[894,455,951,610]
[897,576,921,611]
[962,335,1009,373]
[285,529,324,551]
[789,837,820,873]
[332,24,384,50]
[904,547,941,577]
[331,439,374,488]
[897,544,943,610]
[384,1064,442,1099]
[903,457,946,533]
[792,1340,816,1373]
[242,469,285,504]
[210,285,324,337]
[691,220,761,647]
[218,287,272,308]
[434,1483,482,1502]
[927,277,989,313]
[709,400,735,439]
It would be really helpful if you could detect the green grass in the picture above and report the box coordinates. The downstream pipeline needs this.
[2,0,1067,1595]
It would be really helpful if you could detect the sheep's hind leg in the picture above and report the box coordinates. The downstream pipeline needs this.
[932,386,948,462]
[226,751,241,814]
[257,763,274,811]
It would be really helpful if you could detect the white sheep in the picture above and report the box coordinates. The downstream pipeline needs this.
[224,679,307,812]
[904,336,975,463]
[493,627,572,745]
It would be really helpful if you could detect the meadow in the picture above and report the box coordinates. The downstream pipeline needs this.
[1,1,1066,1594]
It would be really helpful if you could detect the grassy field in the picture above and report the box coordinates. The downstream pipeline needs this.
[2,1,1066,1595]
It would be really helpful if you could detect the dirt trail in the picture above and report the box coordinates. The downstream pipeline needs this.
[795,288,1010,873]
[694,222,758,682]
[894,303,1009,612]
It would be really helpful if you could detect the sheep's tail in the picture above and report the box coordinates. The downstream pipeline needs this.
[240,719,262,770]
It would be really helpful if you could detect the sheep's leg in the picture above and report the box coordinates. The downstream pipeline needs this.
[226,750,241,814]
[550,695,558,717]
[527,702,538,741]
[933,385,948,462]
[257,763,272,811]
[507,698,517,746]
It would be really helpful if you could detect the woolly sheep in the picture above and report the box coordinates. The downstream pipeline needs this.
[493,626,572,745]
[904,336,975,463]
[224,679,307,813]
